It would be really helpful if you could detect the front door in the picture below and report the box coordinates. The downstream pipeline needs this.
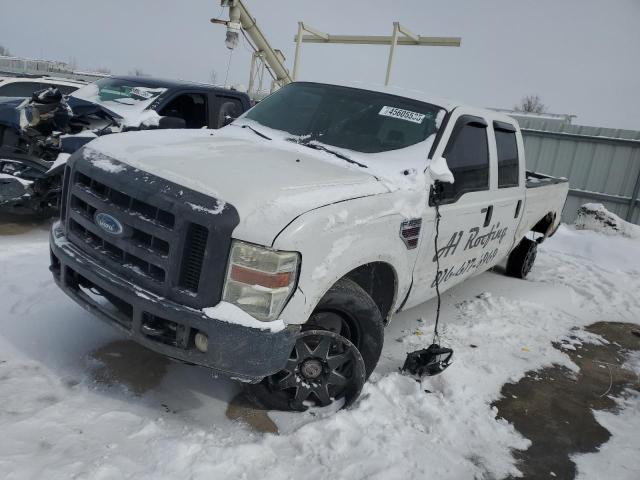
[406,112,496,308]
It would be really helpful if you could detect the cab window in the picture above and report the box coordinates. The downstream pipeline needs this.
[494,122,520,188]
[217,96,244,128]
[439,115,490,203]
[159,93,208,128]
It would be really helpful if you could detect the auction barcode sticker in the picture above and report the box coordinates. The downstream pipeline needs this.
[378,106,426,124]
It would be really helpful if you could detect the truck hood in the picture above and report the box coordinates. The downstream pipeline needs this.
[85,128,388,245]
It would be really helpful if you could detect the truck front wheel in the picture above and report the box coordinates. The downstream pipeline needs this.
[247,278,384,411]
[506,237,538,279]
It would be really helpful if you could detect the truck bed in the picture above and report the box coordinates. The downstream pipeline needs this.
[516,171,570,243]
[526,170,568,188]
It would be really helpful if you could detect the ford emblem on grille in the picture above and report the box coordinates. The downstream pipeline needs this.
[94,212,124,236]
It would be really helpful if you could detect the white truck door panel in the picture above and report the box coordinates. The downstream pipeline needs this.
[406,112,496,307]
[486,120,527,262]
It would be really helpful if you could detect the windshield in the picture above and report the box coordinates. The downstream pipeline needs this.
[70,78,166,116]
[243,82,445,154]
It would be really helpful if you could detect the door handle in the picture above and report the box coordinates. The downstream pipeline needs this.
[481,205,493,227]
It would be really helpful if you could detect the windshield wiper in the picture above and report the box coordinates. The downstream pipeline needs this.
[235,123,272,140]
[298,141,367,169]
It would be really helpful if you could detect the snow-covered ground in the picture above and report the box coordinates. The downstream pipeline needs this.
[1,221,639,479]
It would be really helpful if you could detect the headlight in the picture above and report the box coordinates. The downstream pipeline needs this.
[222,240,300,322]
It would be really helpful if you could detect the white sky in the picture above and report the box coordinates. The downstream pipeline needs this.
[1,0,638,130]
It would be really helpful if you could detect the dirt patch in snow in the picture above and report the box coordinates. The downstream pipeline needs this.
[226,391,279,434]
[88,340,170,395]
[0,216,50,235]
[494,322,640,479]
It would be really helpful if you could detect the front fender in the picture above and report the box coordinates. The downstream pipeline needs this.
[273,192,423,324]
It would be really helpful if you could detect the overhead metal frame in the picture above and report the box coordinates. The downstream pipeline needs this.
[292,22,461,85]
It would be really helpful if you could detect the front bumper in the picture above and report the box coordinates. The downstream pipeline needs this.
[50,221,298,382]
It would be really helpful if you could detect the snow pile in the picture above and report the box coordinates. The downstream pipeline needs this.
[2,225,640,479]
[574,203,640,239]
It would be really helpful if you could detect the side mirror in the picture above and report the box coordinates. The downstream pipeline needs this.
[426,156,454,184]
[158,116,186,129]
[222,114,236,127]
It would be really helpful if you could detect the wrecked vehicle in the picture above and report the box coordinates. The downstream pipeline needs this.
[0,76,250,215]
[49,81,569,411]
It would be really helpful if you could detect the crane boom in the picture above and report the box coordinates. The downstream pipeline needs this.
[221,0,292,89]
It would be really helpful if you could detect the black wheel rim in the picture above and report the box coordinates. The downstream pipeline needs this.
[267,330,365,411]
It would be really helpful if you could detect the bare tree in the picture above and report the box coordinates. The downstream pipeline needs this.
[94,66,112,74]
[514,95,547,114]
[0,45,12,56]
[128,68,149,77]
[209,69,218,85]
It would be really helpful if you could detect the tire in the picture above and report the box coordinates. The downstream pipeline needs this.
[506,237,538,279]
[305,277,384,377]
[247,277,384,411]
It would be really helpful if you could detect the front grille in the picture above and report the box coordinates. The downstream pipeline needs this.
[62,154,239,309]
[76,171,175,228]
[69,218,166,283]
[179,223,209,291]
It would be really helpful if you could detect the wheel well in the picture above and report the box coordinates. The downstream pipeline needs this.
[531,212,556,237]
[343,262,397,323]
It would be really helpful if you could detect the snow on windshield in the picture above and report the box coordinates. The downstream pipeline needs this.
[70,79,166,119]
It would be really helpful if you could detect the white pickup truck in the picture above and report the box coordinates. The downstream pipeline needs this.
[49,81,568,411]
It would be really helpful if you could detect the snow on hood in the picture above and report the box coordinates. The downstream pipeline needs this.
[84,128,389,245]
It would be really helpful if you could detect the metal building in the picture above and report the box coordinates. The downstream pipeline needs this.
[512,113,640,225]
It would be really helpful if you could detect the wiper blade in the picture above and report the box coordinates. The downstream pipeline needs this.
[299,141,367,169]
[236,123,272,140]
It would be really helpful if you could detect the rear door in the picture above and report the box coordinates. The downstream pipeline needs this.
[485,118,526,262]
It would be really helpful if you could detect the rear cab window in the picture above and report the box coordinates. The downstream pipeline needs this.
[494,121,520,188]
[159,92,209,128]
[216,95,244,128]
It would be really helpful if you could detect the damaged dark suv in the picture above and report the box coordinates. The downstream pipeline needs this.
[0,76,250,215]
